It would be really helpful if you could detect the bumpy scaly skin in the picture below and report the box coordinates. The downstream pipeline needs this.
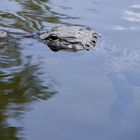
[40,25,99,52]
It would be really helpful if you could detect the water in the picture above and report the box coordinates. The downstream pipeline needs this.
[0,0,140,140]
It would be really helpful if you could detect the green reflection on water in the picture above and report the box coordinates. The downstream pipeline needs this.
[0,0,66,31]
[0,35,56,140]
[0,0,73,139]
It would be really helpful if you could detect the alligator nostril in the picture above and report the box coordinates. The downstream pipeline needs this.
[91,40,96,44]
[85,44,90,48]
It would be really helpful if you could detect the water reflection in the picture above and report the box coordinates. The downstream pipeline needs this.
[123,3,140,22]
[0,0,140,139]
[0,38,56,139]
[0,0,75,32]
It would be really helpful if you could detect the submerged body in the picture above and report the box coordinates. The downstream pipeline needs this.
[0,25,140,122]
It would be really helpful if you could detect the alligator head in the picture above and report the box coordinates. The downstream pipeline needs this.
[40,25,99,52]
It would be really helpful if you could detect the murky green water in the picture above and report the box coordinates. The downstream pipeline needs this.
[0,0,140,140]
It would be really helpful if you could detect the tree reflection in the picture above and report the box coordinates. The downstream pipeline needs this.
[0,0,71,32]
[0,37,56,139]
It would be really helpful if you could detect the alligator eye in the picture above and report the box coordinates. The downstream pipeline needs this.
[49,35,58,40]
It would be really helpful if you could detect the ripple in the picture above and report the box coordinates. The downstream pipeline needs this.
[124,10,140,22]
[0,0,76,32]
[0,38,56,99]
[123,3,140,22]
[130,4,140,9]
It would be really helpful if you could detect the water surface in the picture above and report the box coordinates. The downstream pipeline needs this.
[0,0,140,140]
